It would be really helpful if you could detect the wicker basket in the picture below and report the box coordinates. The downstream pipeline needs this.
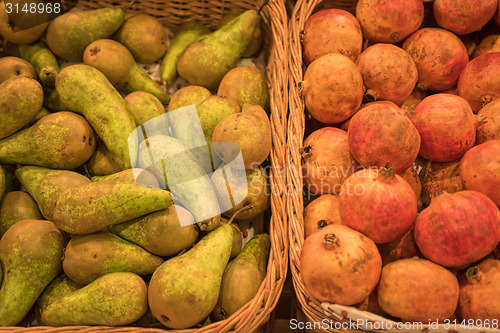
[286,0,463,332]
[0,0,288,332]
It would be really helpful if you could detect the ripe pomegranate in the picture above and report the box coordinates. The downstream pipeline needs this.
[339,166,418,244]
[459,140,500,207]
[457,259,500,321]
[400,88,426,119]
[434,0,498,35]
[302,127,359,196]
[304,194,342,239]
[414,191,500,267]
[476,99,500,144]
[355,0,423,43]
[398,167,422,199]
[355,43,418,105]
[403,28,469,92]
[472,34,500,59]
[348,102,420,173]
[458,52,500,113]
[419,159,463,206]
[300,224,382,305]
[378,258,459,322]
[411,94,478,162]
[302,9,363,65]
[377,226,420,266]
[302,53,363,124]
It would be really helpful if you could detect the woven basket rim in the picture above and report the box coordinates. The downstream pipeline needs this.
[0,0,289,332]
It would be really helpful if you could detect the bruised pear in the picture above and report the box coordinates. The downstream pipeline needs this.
[62,232,164,284]
[212,103,271,170]
[0,112,96,169]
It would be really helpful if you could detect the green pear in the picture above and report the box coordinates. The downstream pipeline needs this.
[167,85,211,111]
[0,112,96,169]
[30,107,51,125]
[124,91,168,137]
[52,181,173,234]
[15,41,60,87]
[0,1,48,44]
[109,205,199,257]
[15,166,91,220]
[45,8,125,62]
[160,21,210,86]
[63,232,164,284]
[40,272,148,326]
[116,14,168,63]
[211,233,270,321]
[148,224,233,329]
[35,273,83,325]
[177,10,260,90]
[218,66,269,109]
[0,164,17,194]
[198,95,240,169]
[212,165,269,220]
[83,39,169,103]
[0,220,64,326]
[43,86,65,111]
[92,168,160,188]
[229,222,242,259]
[218,11,263,58]
[137,135,221,231]
[86,140,122,176]
[0,76,43,139]
[0,56,36,84]
[56,64,137,170]
[0,191,42,235]
[212,103,271,170]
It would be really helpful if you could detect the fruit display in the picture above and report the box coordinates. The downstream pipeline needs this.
[0,0,287,330]
[288,0,500,330]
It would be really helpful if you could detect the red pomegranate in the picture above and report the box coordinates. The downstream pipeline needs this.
[457,259,500,321]
[414,191,500,268]
[411,94,478,162]
[459,140,500,207]
[348,101,420,173]
[302,53,363,124]
[355,43,418,105]
[300,224,382,305]
[476,99,500,144]
[355,0,424,43]
[339,166,417,244]
[434,0,498,35]
[403,28,469,92]
[378,258,460,322]
[458,52,500,113]
[303,194,343,239]
[302,9,363,65]
[302,127,359,196]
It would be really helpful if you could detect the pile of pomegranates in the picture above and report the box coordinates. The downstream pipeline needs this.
[299,0,500,325]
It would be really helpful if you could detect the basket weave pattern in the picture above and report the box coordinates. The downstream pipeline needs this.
[0,0,289,332]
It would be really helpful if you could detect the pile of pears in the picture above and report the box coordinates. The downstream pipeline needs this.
[0,1,274,329]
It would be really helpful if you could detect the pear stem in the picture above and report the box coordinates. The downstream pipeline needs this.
[124,0,136,11]
[228,203,254,224]
[258,0,269,14]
